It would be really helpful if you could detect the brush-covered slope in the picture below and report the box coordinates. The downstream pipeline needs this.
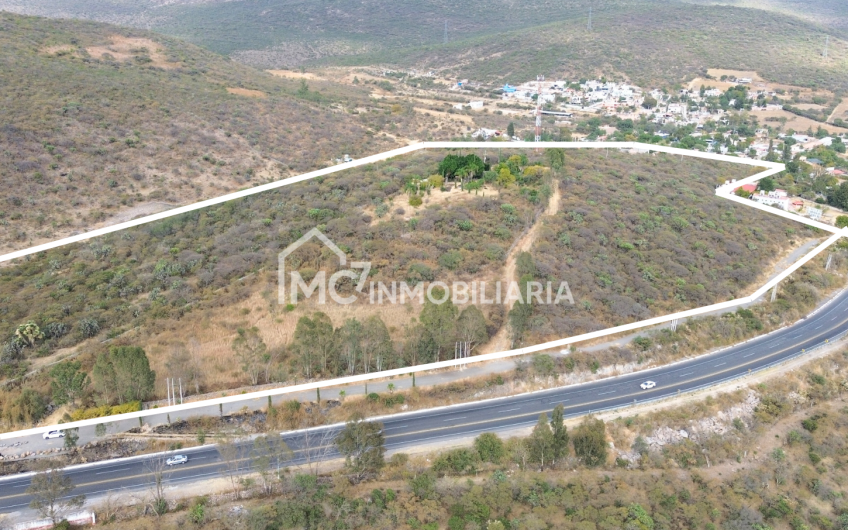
[0,12,397,251]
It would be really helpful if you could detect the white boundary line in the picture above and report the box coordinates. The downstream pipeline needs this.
[0,141,785,263]
[0,142,844,441]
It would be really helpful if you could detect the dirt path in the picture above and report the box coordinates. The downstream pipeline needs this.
[828,97,848,123]
[480,182,561,354]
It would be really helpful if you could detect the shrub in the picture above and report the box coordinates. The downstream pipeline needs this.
[432,448,479,476]
[77,317,100,338]
[632,336,652,351]
[474,432,505,463]
[438,250,464,270]
[70,401,142,421]
[409,194,423,207]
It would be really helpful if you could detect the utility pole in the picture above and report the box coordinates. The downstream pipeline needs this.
[823,35,829,59]
[535,75,544,144]
[444,20,448,44]
[588,6,592,31]
[179,378,183,405]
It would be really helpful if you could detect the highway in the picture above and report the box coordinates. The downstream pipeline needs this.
[2,287,848,516]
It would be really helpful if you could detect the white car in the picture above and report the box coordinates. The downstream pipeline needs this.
[42,430,65,440]
[166,454,188,466]
[640,381,657,390]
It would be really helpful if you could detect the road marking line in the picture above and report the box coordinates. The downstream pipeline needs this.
[95,467,131,475]
[444,417,466,421]
[597,391,615,396]
[743,352,756,358]
[714,363,726,367]
[679,372,694,377]
[815,325,823,330]
[499,408,521,412]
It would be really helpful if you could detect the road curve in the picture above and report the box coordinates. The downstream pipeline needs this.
[2,288,848,514]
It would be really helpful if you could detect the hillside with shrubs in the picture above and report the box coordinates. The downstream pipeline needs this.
[0,12,410,252]
[0,148,811,430]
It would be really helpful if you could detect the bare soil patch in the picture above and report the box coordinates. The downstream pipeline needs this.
[754,108,848,134]
[226,87,267,98]
[86,35,179,69]
[362,186,495,226]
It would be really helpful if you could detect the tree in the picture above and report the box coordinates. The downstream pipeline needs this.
[2,388,47,425]
[456,305,488,354]
[335,414,385,481]
[217,432,246,499]
[642,95,657,109]
[252,434,293,495]
[49,360,88,407]
[113,348,154,404]
[335,318,363,375]
[545,148,566,170]
[496,168,516,189]
[551,404,569,465]
[146,457,170,516]
[91,351,118,405]
[572,417,608,467]
[15,321,44,348]
[63,428,79,451]
[527,413,555,470]
[627,503,655,530]
[404,322,439,366]
[758,177,776,192]
[474,432,505,463]
[26,460,85,525]
[836,216,848,229]
[418,288,457,362]
[829,181,848,210]
[94,346,156,404]
[292,312,337,378]
[506,122,515,138]
[232,327,267,386]
[361,315,394,372]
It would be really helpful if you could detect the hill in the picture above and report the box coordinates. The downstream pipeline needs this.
[3,1,845,93]
[684,0,848,39]
[0,13,409,252]
[345,3,848,93]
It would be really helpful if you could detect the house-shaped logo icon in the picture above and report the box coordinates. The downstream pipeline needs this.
[278,228,370,305]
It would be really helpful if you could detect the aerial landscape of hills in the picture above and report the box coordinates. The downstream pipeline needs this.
[1,1,848,529]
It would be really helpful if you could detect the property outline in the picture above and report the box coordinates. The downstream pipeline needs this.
[1,141,845,441]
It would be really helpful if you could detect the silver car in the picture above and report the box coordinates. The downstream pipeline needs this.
[42,430,65,440]
[165,454,188,466]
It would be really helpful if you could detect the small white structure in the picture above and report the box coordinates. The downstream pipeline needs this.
[807,207,823,221]
[469,101,484,109]
[753,189,790,210]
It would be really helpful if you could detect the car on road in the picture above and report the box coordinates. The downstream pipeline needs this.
[166,454,188,466]
[42,430,65,440]
[640,381,657,390]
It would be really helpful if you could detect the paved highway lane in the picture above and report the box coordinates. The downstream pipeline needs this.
[3,288,848,514]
